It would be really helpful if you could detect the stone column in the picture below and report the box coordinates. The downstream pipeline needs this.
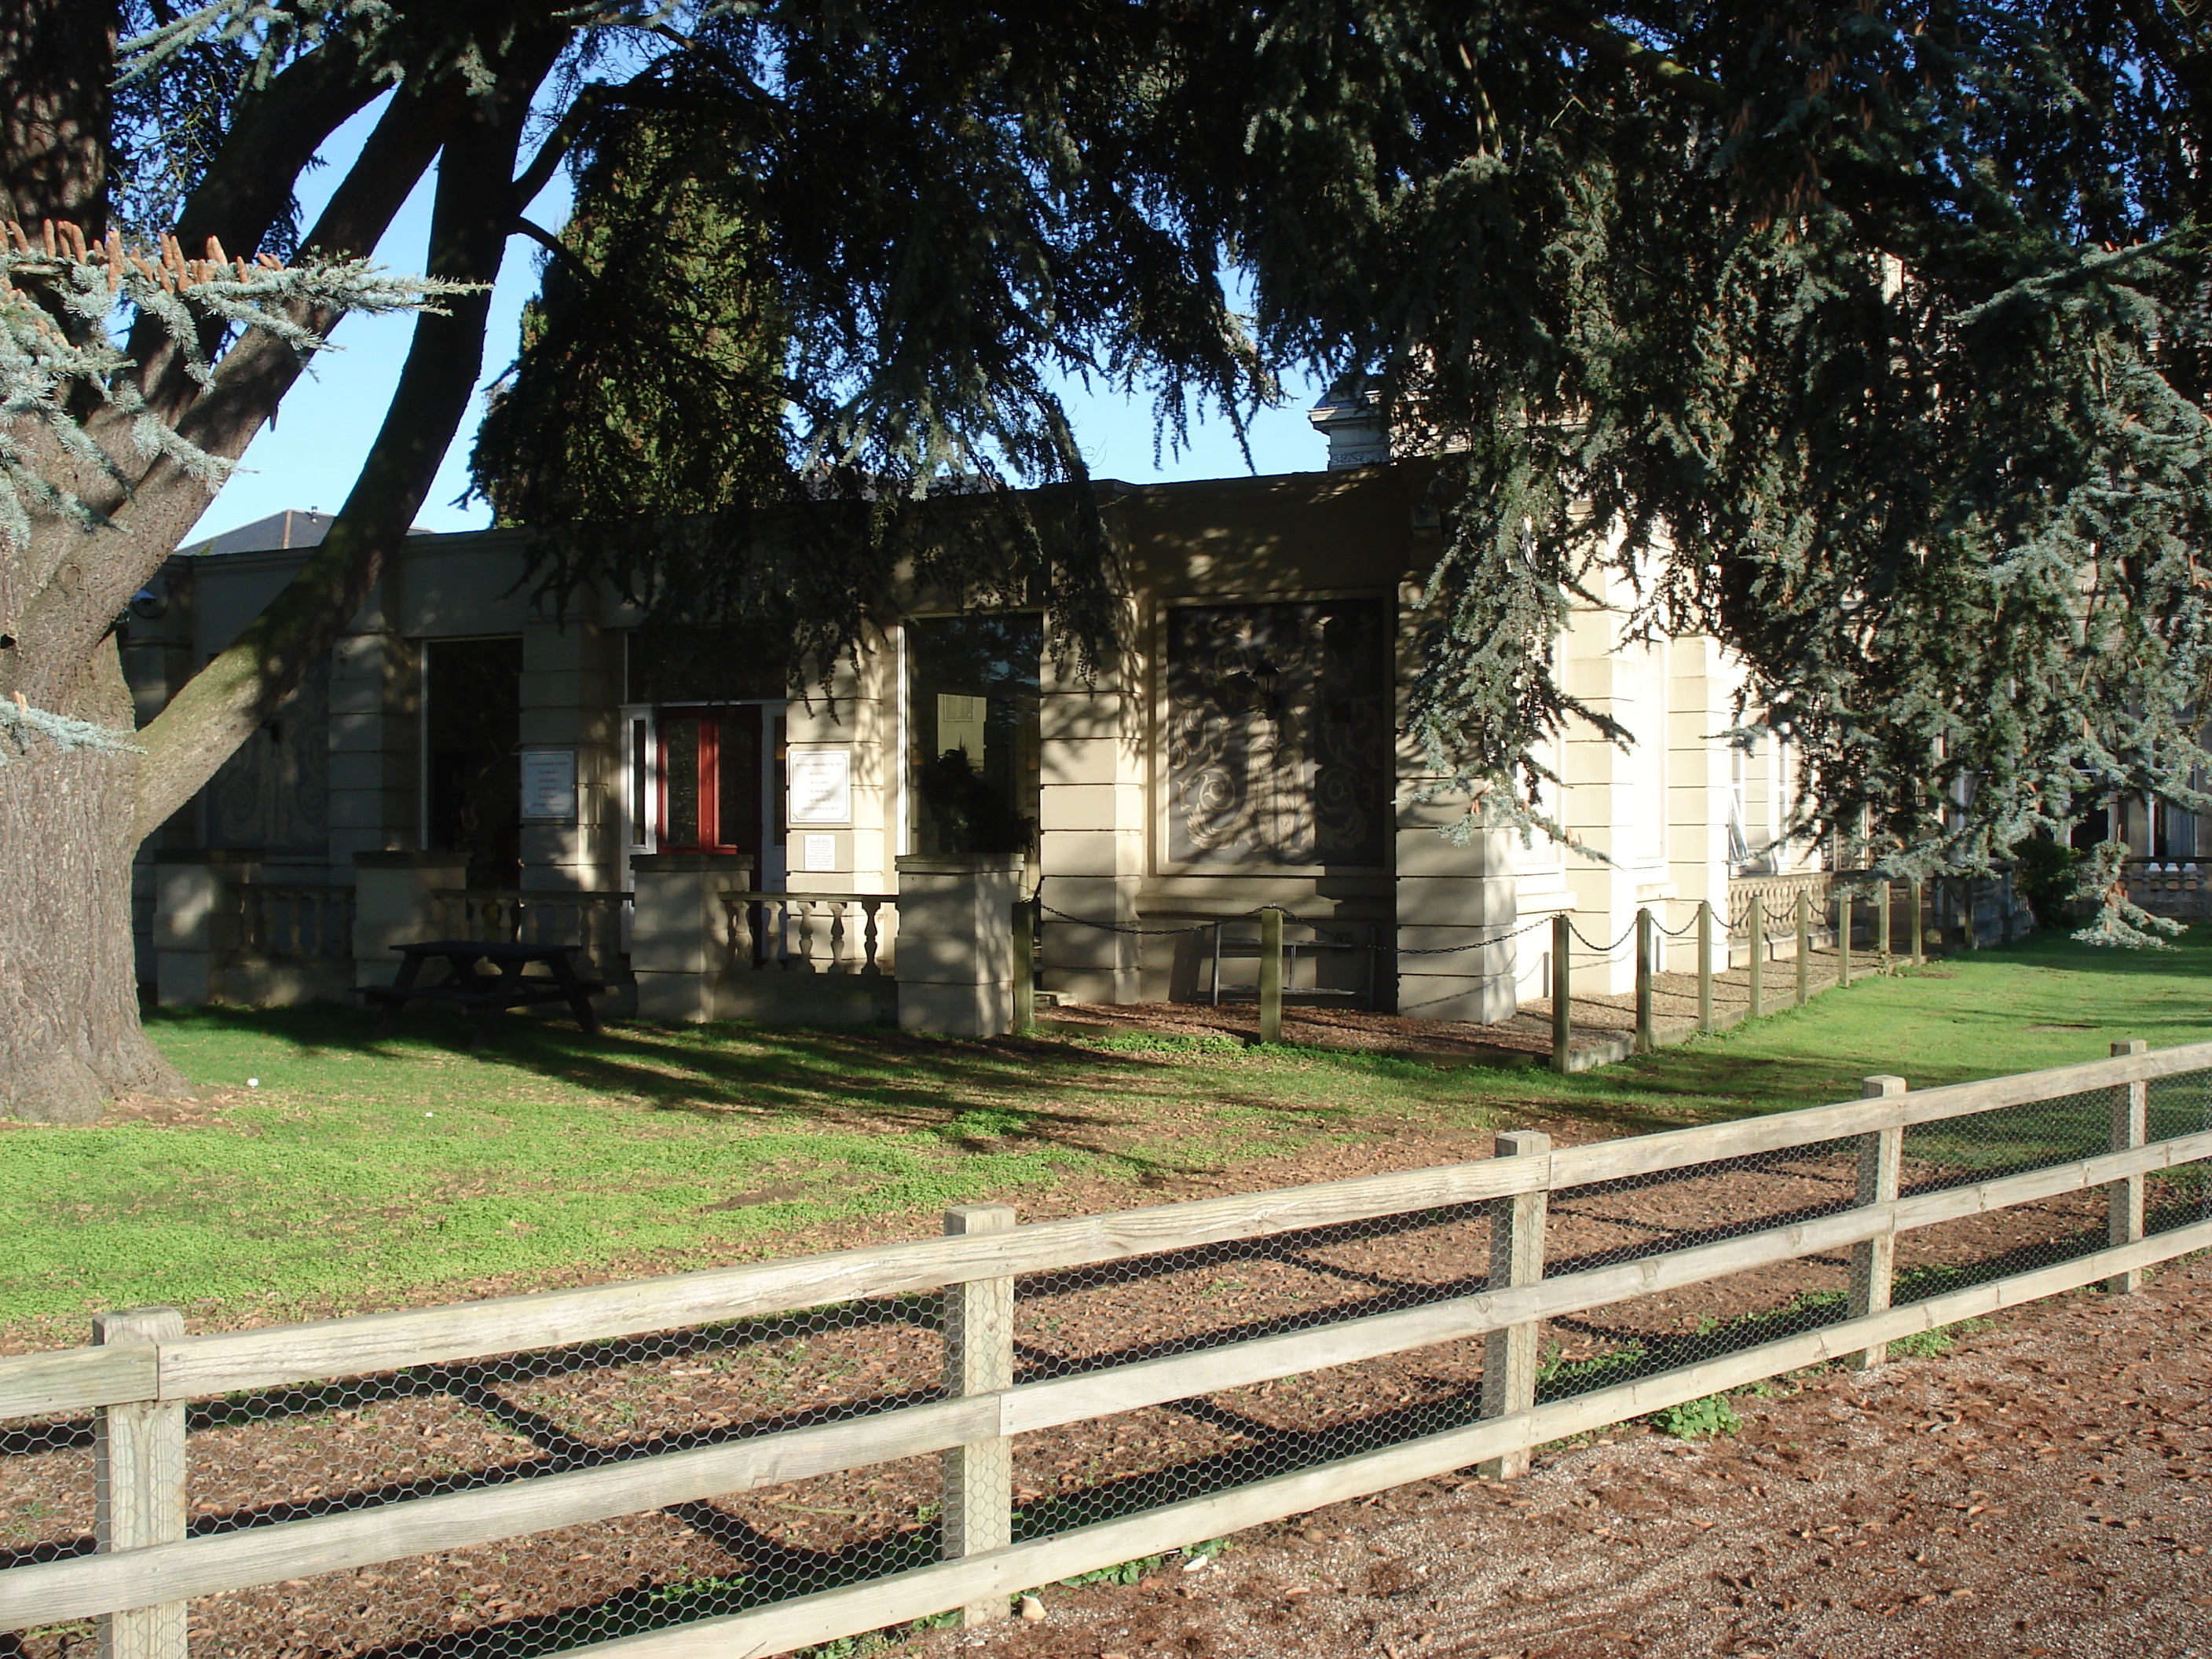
[895,855,1023,1035]
[1394,797,1518,1024]
[352,851,469,991]
[152,850,259,1006]
[1666,634,1736,974]
[1037,647,1144,1005]
[328,572,419,876]
[1394,576,1519,1023]
[631,855,753,1022]
[786,652,892,895]
[519,601,621,892]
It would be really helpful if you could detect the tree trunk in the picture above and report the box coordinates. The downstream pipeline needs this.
[0,643,189,1120]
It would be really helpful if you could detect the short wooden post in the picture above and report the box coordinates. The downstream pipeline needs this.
[1747,894,1764,1020]
[1838,891,1853,987]
[1910,879,1925,965]
[1849,1079,1906,1370]
[942,1204,1016,1626]
[1478,1130,1552,1478]
[1634,907,1654,1054]
[1876,880,1892,967]
[1011,897,1035,1033]
[1697,900,1714,1035]
[1549,913,1572,1073]
[1787,889,1804,1009]
[2107,1039,2149,1294]
[1258,907,1284,1045]
[93,1306,187,1659]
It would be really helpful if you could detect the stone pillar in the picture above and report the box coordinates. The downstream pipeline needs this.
[328,573,419,875]
[631,855,753,1022]
[1666,635,1737,974]
[519,602,621,892]
[152,850,259,1006]
[1393,569,1519,1022]
[1037,646,1143,1005]
[1394,797,1518,1024]
[786,653,892,895]
[895,855,1023,1036]
[1555,568,1669,995]
[352,851,469,991]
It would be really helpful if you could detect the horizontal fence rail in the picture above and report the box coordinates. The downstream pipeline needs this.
[4,1040,2209,1657]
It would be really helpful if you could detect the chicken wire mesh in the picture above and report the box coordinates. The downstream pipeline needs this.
[4,1071,2209,1659]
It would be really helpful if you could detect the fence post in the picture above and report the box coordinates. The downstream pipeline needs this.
[1849,1079,1906,1370]
[942,1203,1016,1626]
[1478,1130,1552,1479]
[1795,888,1811,1007]
[1838,891,1853,988]
[1910,879,1925,965]
[1747,893,1764,1020]
[93,1306,187,1659]
[1876,880,1892,968]
[1258,906,1284,1044]
[1011,897,1035,1034]
[1635,908,1654,1054]
[2107,1039,2149,1295]
[1550,913,1572,1074]
[1697,901,1714,1035]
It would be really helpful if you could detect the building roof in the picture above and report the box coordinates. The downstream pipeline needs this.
[178,509,436,557]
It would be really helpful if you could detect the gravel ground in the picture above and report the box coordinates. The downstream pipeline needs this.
[903,1256,2212,1659]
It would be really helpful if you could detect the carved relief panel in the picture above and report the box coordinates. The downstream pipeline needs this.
[1165,599,1388,867]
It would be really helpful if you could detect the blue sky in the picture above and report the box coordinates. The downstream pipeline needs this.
[184,101,1330,546]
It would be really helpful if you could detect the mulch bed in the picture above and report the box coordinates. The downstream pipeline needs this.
[907,1254,2212,1659]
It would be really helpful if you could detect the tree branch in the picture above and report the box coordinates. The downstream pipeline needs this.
[1531,3,1727,112]
[134,38,566,838]
[514,214,595,284]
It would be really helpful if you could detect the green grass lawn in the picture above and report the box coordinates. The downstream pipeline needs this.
[3,926,2207,1342]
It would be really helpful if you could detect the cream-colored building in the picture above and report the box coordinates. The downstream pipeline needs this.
[126,438,1826,1022]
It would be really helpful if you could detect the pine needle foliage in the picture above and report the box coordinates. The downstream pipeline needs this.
[122,1,2212,932]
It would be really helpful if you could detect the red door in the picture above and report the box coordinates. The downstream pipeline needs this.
[656,707,764,859]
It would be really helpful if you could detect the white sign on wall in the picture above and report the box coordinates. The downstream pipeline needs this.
[801,833,838,873]
[518,749,578,822]
[787,749,851,826]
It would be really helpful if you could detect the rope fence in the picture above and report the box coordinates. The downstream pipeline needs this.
[1027,877,1998,1065]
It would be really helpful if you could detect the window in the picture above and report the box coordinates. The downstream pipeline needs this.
[423,637,522,887]
[1165,599,1388,867]
[906,614,1042,859]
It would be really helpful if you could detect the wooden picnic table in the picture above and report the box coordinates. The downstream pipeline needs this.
[361,939,607,1049]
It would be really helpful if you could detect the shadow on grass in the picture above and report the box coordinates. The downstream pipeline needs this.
[138,1002,1336,1183]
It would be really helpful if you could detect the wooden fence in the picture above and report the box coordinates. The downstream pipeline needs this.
[3,1041,2209,1657]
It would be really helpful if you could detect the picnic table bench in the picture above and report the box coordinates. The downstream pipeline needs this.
[360,939,607,1049]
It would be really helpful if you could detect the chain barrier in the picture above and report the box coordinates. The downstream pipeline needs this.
[1036,901,1554,958]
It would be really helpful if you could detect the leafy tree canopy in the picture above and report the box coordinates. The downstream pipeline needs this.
[57,2,2212,941]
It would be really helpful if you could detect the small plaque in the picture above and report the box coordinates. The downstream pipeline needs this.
[519,749,577,822]
[788,749,851,826]
[801,833,837,873]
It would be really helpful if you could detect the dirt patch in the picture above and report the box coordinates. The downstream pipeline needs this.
[910,1258,2212,1659]
[5,1120,2195,1659]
